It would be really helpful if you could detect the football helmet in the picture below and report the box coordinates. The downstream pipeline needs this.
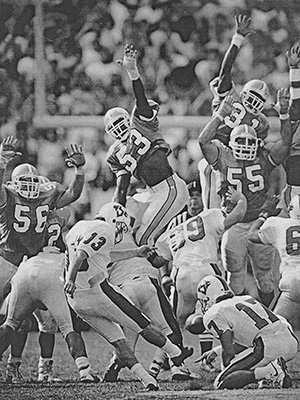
[288,194,300,219]
[104,107,131,141]
[95,202,131,244]
[240,79,269,115]
[11,163,40,199]
[229,124,259,161]
[197,275,233,315]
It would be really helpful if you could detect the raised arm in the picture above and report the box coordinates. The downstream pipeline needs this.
[118,44,153,119]
[198,96,234,164]
[0,136,21,206]
[287,45,300,122]
[56,144,86,208]
[218,15,254,96]
[112,173,131,206]
[269,88,293,165]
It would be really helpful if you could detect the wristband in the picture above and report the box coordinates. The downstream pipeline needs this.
[231,33,244,48]
[75,166,85,175]
[215,114,224,122]
[127,69,140,80]
[279,113,289,120]
[290,67,300,82]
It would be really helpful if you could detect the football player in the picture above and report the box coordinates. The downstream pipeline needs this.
[103,219,196,382]
[105,44,188,246]
[0,207,100,383]
[198,90,292,307]
[155,186,246,332]
[249,194,300,324]
[196,275,298,389]
[210,15,270,145]
[0,136,85,382]
[64,202,193,391]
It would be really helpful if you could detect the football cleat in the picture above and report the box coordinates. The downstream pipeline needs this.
[171,363,198,380]
[80,372,101,383]
[102,355,123,382]
[259,357,292,389]
[5,361,24,384]
[171,346,194,367]
[146,382,159,391]
[37,359,62,383]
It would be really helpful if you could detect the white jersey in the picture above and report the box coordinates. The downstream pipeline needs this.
[65,220,114,289]
[108,230,158,286]
[204,295,283,348]
[156,209,225,268]
[258,217,300,273]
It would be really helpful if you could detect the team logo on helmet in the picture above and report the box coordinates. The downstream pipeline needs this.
[95,202,131,244]
[197,275,233,314]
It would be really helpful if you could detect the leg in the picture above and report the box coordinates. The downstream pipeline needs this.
[135,174,188,246]
[249,240,276,307]
[221,224,248,295]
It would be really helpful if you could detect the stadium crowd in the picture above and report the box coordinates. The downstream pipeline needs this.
[0,0,299,393]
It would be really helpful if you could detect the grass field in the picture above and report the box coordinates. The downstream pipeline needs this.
[0,329,300,400]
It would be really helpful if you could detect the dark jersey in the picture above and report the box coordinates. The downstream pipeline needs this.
[212,84,270,145]
[0,181,66,265]
[213,141,277,222]
[106,103,172,186]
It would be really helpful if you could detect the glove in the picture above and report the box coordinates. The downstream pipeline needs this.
[0,136,22,166]
[65,144,85,168]
[260,195,281,217]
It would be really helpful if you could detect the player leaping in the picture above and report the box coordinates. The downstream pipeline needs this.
[105,44,188,246]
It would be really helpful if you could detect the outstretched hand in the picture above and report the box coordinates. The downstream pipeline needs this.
[116,44,139,80]
[286,45,300,68]
[235,14,255,37]
[0,136,22,166]
[65,144,85,168]
[271,88,290,115]
[260,195,282,217]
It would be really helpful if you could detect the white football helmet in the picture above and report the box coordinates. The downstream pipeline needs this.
[11,163,40,199]
[104,107,131,141]
[95,202,131,244]
[240,79,269,115]
[229,124,259,161]
[288,195,300,219]
[197,275,233,314]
